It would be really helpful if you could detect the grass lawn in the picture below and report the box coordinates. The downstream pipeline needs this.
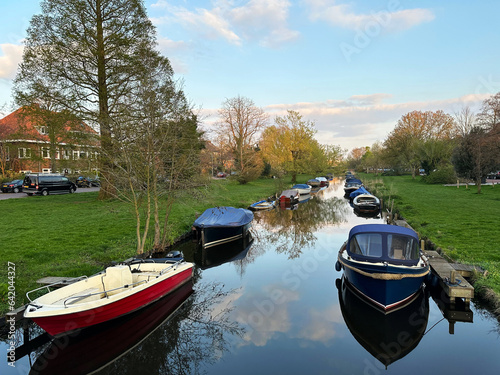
[361,173,500,297]
[0,176,299,314]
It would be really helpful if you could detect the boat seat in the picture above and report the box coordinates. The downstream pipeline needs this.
[101,266,133,297]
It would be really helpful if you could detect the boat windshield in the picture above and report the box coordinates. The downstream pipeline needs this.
[349,233,383,258]
[348,232,420,263]
[388,234,419,261]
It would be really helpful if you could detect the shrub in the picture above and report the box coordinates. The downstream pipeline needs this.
[423,165,457,184]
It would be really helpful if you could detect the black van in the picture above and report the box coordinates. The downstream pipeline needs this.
[23,174,77,196]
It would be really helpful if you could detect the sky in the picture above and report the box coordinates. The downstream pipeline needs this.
[1,0,500,153]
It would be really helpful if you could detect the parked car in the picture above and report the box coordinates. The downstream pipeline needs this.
[76,176,100,188]
[23,174,77,196]
[216,172,227,178]
[487,171,500,180]
[1,179,23,193]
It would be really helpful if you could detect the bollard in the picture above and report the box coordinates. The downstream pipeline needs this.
[421,240,425,251]
[450,270,456,284]
[457,179,459,188]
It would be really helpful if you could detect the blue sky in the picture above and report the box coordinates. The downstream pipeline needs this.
[1,0,499,152]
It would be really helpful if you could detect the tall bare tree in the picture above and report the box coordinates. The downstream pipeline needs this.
[14,0,158,199]
[215,96,267,184]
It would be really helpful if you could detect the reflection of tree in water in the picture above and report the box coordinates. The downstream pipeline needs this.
[96,281,243,375]
[252,195,349,259]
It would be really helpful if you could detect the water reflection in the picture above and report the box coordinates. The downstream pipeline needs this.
[29,281,194,375]
[337,276,429,368]
[252,190,350,259]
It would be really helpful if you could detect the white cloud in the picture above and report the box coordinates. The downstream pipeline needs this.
[157,37,190,73]
[263,93,490,151]
[151,0,298,47]
[0,43,23,80]
[306,0,435,32]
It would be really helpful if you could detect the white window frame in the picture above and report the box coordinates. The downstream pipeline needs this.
[18,148,32,159]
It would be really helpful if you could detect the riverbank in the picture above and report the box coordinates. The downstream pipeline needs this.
[360,173,500,315]
[0,176,300,315]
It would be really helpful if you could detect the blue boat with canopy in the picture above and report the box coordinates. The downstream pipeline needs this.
[193,207,253,249]
[336,224,430,312]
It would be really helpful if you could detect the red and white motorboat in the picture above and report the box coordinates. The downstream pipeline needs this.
[24,259,194,337]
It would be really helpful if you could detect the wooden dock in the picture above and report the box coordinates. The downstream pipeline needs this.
[425,250,474,305]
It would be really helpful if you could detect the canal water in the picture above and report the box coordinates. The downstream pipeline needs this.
[2,178,500,374]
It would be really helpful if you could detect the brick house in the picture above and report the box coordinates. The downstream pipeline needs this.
[0,106,99,175]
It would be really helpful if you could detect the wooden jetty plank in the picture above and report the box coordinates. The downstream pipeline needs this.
[425,251,474,303]
[36,276,79,287]
[451,263,484,278]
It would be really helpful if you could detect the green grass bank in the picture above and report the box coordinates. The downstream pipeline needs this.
[0,176,295,314]
[361,173,500,302]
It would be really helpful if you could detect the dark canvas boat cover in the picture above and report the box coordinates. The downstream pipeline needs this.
[348,224,418,239]
[193,207,253,228]
[349,186,370,199]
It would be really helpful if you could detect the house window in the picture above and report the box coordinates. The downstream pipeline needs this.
[38,126,48,135]
[18,148,32,159]
[3,146,9,161]
[73,150,79,160]
[42,147,50,159]
[61,150,70,160]
[55,150,60,160]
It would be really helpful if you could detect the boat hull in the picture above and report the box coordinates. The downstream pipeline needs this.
[27,267,193,337]
[194,222,252,249]
[338,255,428,312]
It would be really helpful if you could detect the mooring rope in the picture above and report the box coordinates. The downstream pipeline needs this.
[338,256,430,280]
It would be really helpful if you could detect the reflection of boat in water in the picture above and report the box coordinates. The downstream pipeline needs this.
[337,276,429,368]
[193,236,253,269]
[336,224,430,312]
[29,280,194,375]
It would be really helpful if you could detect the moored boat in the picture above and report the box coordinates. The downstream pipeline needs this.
[279,189,300,204]
[316,177,329,187]
[24,259,194,337]
[193,206,253,249]
[291,184,312,195]
[307,178,320,187]
[249,199,276,211]
[336,224,429,312]
[353,193,380,214]
[344,179,362,196]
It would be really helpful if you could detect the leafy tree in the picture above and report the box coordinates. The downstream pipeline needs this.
[384,110,457,177]
[260,110,323,182]
[215,96,268,184]
[14,0,158,199]
[452,127,496,193]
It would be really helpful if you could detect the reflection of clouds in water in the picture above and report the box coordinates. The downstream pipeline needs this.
[233,284,299,346]
[232,282,344,347]
[295,305,345,344]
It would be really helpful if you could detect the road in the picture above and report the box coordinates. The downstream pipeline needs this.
[0,186,100,200]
